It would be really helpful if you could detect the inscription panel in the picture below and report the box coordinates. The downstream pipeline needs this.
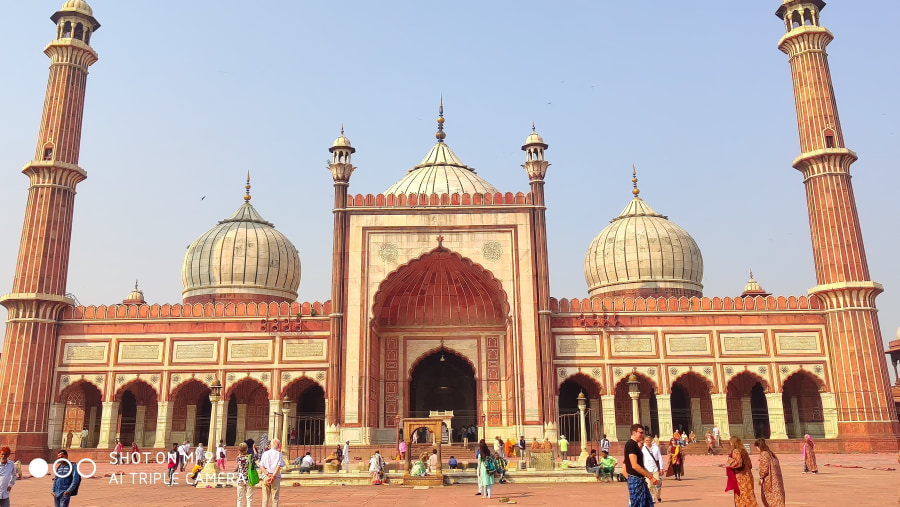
[118,343,163,363]
[228,340,273,362]
[62,343,108,364]
[665,334,711,356]
[555,335,600,356]
[775,333,821,354]
[282,339,327,361]
[611,335,655,356]
[720,333,765,355]
[172,341,218,363]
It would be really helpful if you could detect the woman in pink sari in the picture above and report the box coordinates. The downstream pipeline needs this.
[802,434,817,473]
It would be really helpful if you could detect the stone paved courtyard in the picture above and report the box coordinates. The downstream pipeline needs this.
[9,453,898,506]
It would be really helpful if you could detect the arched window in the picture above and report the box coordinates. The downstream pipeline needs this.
[43,146,53,161]
[791,11,802,29]
[84,29,91,45]
[74,23,83,41]
[63,21,72,38]
[823,128,836,148]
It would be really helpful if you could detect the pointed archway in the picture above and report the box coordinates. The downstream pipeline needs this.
[726,372,770,439]
[782,371,824,438]
[409,350,477,432]
[670,372,714,436]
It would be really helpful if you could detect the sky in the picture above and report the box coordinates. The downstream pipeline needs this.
[0,1,898,370]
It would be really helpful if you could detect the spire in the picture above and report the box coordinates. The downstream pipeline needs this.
[134,279,139,290]
[742,269,770,297]
[632,165,640,197]
[244,172,251,202]
[435,96,446,143]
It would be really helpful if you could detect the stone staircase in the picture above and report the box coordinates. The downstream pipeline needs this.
[679,442,732,456]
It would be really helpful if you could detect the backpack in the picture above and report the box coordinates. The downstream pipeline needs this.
[484,456,497,474]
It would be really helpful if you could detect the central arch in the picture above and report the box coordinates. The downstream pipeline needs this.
[409,350,477,432]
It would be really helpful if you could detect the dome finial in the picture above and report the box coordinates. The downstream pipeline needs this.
[435,96,446,143]
[632,164,640,196]
[532,121,536,132]
[134,279,139,290]
[749,268,754,280]
[341,123,344,136]
[244,172,251,202]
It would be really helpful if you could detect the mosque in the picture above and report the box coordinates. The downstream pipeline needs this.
[1,0,898,460]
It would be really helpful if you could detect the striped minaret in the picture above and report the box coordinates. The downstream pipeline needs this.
[0,1,99,459]
[776,0,900,445]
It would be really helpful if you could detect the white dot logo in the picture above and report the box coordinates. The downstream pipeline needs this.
[28,458,49,478]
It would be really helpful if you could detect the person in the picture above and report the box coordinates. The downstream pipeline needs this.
[541,438,553,452]
[642,436,663,503]
[624,424,657,507]
[51,449,81,507]
[713,424,721,447]
[216,440,226,470]
[448,456,458,470]
[369,451,385,484]
[689,430,696,444]
[235,442,253,507]
[195,442,207,467]
[297,452,315,473]
[667,437,684,480]
[80,427,88,447]
[289,428,296,446]
[517,436,526,457]
[259,438,284,507]
[585,449,600,479]
[755,439,785,507]
[398,439,407,461]
[802,434,817,474]
[505,437,514,458]
[0,446,16,507]
[599,450,617,482]
[493,452,508,484]
[244,438,256,464]
[342,440,350,471]
[65,430,73,449]
[558,434,569,460]
[258,434,270,455]
[531,437,541,450]
[114,438,123,465]
[166,443,178,486]
[131,442,139,464]
[706,431,714,455]
[493,436,504,458]
[600,434,611,455]
[412,429,419,444]
[178,440,190,472]
[476,439,495,498]
[410,454,426,477]
[725,436,758,507]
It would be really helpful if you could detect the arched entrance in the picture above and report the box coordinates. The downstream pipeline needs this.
[782,371,824,438]
[224,378,269,446]
[171,379,212,446]
[283,378,325,445]
[115,380,158,447]
[59,381,102,448]
[670,372,714,436]
[726,372,770,439]
[614,374,658,439]
[558,374,602,443]
[409,350,477,431]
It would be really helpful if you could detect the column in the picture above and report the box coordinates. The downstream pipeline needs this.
[215,400,227,446]
[268,400,282,441]
[639,399,651,430]
[689,398,702,434]
[47,403,65,449]
[236,404,248,444]
[577,403,588,464]
[154,401,173,448]
[601,395,618,441]
[207,400,219,449]
[185,405,197,443]
[820,393,838,438]
[281,405,293,450]
[655,395,673,440]
[87,406,98,448]
[629,393,640,425]
[765,393,788,439]
[134,405,147,447]
[790,397,801,438]
[710,394,730,441]
[97,401,120,449]
[740,397,753,439]
[589,398,601,441]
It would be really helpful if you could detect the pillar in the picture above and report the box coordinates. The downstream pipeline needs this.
[710,394,730,441]
[215,400,226,446]
[577,402,588,464]
[268,400,282,441]
[629,393,640,425]
[689,398,702,434]
[134,405,147,447]
[207,400,219,450]
[97,401,119,449]
[47,403,65,449]
[236,404,247,444]
[185,405,197,444]
[655,395,673,440]
[740,397,753,439]
[154,401,172,448]
[601,395,618,441]
[281,406,293,451]
[765,393,788,439]
[820,392,839,439]
[790,397,802,438]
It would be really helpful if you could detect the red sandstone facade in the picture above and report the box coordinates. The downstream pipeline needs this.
[0,1,897,461]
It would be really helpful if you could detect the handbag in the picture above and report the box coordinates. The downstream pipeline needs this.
[725,467,738,492]
[248,459,260,486]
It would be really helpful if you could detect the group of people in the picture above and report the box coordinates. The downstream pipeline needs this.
[725,433,817,506]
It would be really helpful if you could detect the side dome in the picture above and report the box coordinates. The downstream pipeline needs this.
[584,195,703,299]
[61,0,93,16]
[182,202,300,304]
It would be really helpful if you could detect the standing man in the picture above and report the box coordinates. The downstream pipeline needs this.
[51,450,81,507]
[178,440,190,472]
[712,424,721,447]
[79,427,88,448]
[642,436,663,503]
[342,441,350,471]
[113,438,123,465]
[195,443,206,467]
[600,434,611,455]
[259,438,284,507]
[623,424,656,507]
[0,447,16,507]
[557,434,569,460]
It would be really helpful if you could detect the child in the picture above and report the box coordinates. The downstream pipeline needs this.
[599,450,617,482]
[448,456,458,470]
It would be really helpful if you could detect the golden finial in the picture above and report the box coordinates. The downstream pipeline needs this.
[340,123,344,136]
[134,279,139,290]
[244,172,252,202]
[436,96,446,142]
[632,164,640,196]
[749,269,754,280]
[532,121,536,132]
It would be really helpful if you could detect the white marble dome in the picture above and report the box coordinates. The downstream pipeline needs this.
[584,196,703,298]
[384,141,498,196]
[61,0,93,16]
[182,202,300,303]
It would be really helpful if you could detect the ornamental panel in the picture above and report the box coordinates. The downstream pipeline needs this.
[720,333,765,355]
[61,343,109,365]
[664,334,711,356]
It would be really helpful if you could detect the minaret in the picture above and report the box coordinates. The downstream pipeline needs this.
[0,0,100,458]
[326,126,355,444]
[776,1,899,444]
[522,124,556,437]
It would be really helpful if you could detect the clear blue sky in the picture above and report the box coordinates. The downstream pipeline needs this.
[1,1,897,370]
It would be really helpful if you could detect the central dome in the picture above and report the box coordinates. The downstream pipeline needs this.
[182,199,300,304]
[384,142,498,196]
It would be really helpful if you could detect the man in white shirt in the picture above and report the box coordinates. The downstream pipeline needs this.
[600,434,611,455]
[641,436,663,503]
[342,441,350,471]
[179,441,190,472]
[259,438,284,507]
[298,452,315,474]
[712,425,720,447]
[0,446,16,507]
[195,443,206,466]
[427,449,439,473]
